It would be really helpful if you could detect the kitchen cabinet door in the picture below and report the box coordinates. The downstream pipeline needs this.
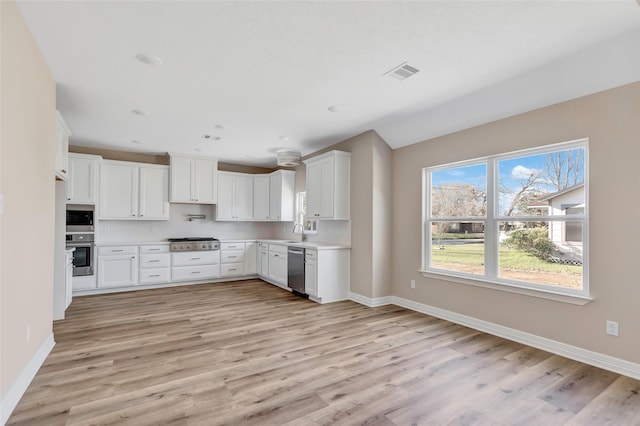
[269,170,295,221]
[304,150,350,220]
[259,245,269,278]
[67,153,100,204]
[99,162,138,219]
[217,172,254,220]
[169,155,218,204]
[194,159,218,204]
[304,254,317,297]
[97,254,138,288]
[55,111,71,181]
[253,175,270,220]
[244,242,257,275]
[139,166,169,220]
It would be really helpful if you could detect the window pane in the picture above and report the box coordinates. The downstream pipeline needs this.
[431,164,486,217]
[498,147,585,217]
[431,221,485,275]
[499,221,583,289]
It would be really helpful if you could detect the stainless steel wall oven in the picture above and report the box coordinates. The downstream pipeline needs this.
[66,233,95,276]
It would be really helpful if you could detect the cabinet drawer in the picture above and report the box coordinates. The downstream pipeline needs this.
[140,245,169,254]
[140,268,170,284]
[220,263,244,277]
[140,253,170,269]
[98,246,137,256]
[305,249,317,260]
[221,250,244,264]
[220,242,245,251]
[172,251,219,267]
[172,265,220,281]
[268,244,287,254]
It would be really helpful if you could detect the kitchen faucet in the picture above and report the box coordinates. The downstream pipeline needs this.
[292,223,307,242]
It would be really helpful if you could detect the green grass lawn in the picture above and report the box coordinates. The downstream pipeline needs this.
[431,243,581,274]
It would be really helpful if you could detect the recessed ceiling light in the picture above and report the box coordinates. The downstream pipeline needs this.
[135,53,163,66]
[201,134,221,141]
[278,136,290,141]
[131,139,144,144]
[328,105,344,113]
[131,109,150,116]
[214,124,226,130]
[195,148,202,152]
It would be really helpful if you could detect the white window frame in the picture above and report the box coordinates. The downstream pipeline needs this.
[421,139,591,305]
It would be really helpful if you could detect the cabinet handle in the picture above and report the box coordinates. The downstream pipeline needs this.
[228,268,237,271]
[228,256,237,259]
[61,169,67,173]
[112,249,124,252]
[149,274,160,277]
[149,248,160,251]
[131,214,136,217]
[191,271,201,274]
[149,260,160,263]
[191,257,201,260]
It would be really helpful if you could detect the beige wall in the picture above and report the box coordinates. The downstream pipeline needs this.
[1,0,56,397]
[297,130,393,298]
[392,82,640,362]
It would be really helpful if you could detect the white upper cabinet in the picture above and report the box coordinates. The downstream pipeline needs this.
[253,175,270,221]
[252,170,295,221]
[99,160,169,220]
[217,172,253,220]
[304,150,351,220]
[55,111,71,181]
[269,170,295,221]
[67,153,101,204]
[169,154,218,204]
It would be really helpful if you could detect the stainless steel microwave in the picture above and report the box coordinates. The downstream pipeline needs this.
[66,204,94,232]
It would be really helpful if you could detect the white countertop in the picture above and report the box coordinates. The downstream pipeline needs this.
[96,239,350,250]
[257,239,351,250]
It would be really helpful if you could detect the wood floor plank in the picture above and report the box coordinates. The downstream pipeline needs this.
[7,279,640,425]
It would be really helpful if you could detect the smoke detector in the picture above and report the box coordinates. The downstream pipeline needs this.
[276,150,301,167]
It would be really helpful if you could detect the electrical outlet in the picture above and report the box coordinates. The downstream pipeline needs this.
[410,280,416,289]
[606,320,619,336]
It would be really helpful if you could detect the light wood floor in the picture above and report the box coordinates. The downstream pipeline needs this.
[8,279,640,425]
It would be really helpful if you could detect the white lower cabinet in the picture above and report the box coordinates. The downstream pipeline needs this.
[97,246,139,288]
[303,248,350,303]
[268,244,288,286]
[172,250,220,281]
[139,244,170,284]
[258,243,269,278]
[220,242,245,278]
[244,242,257,275]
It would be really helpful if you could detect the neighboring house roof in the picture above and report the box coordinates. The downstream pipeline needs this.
[537,183,584,202]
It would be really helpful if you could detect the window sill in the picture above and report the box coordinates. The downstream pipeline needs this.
[419,270,593,305]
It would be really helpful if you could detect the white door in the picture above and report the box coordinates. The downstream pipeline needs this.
[139,166,169,220]
[305,258,317,297]
[170,156,194,203]
[318,158,335,218]
[234,175,254,220]
[216,173,235,219]
[253,176,270,220]
[68,156,97,203]
[269,173,282,220]
[97,255,138,288]
[244,243,258,275]
[99,163,138,219]
[194,159,217,204]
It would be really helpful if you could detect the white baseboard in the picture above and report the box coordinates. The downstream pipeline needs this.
[389,296,640,380]
[349,292,393,307]
[1,333,55,425]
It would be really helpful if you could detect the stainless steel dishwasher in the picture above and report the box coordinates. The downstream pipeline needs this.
[287,246,306,295]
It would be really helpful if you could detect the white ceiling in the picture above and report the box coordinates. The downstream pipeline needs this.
[16,1,640,167]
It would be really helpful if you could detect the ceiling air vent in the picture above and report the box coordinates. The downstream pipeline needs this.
[384,62,420,81]
[276,150,301,168]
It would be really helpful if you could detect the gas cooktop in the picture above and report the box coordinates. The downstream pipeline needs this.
[168,237,220,252]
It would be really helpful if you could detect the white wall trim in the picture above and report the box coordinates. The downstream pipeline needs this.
[390,296,640,380]
[1,333,55,425]
[349,292,393,307]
